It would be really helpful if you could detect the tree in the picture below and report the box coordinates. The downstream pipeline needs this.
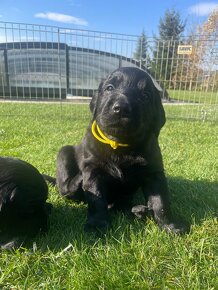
[184,8,218,91]
[152,9,186,88]
[159,9,186,41]
[134,30,149,67]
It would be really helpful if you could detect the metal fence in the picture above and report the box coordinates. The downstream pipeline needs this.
[0,21,217,121]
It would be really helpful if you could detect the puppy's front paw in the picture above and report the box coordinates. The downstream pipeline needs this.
[162,223,189,235]
[0,237,24,250]
[131,205,151,219]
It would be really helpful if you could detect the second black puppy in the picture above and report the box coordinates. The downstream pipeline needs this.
[56,67,184,233]
[0,157,51,249]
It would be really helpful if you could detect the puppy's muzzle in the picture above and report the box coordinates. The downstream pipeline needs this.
[112,97,132,117]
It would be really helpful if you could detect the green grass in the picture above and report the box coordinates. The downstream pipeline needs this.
[168,89,218,105]
[0,103,217,289]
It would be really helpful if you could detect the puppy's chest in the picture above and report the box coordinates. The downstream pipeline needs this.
[106,154,147,183]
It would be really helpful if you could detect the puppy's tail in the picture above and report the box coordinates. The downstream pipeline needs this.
[42,174,56,186]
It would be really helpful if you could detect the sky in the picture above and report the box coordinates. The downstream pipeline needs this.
[0,0,217,36]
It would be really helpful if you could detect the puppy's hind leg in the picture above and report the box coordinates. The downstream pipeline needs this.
[56,145,85,202]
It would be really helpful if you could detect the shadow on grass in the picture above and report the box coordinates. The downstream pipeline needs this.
[31,176,217,252]
[168,176,218,223]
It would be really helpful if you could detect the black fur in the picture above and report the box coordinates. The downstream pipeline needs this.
[54,67,185,233]
[0,157,51,249]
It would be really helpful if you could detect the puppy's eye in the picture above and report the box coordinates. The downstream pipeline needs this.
[105,84,114,91]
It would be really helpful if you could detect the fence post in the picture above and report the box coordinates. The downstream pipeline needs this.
[57,28,62,99]
[66,44,69,97]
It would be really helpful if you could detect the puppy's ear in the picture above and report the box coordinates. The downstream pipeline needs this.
[90,79,104,114]
[153,89,166,137]
[146,73,166,137]
[89,92,97,113]
[149,75,163,93]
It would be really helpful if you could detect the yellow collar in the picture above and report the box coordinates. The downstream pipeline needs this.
[91,120,129,149]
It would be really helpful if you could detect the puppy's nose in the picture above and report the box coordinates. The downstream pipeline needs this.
[112,100,131,116]
[113,104,121,113]
[112,102,131,115]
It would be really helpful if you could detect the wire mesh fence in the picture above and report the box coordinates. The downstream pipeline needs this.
[0,21,217,121]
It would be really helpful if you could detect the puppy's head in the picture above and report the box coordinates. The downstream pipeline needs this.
[90,67,165,142]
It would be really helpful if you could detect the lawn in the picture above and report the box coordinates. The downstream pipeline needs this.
[168,89,217,105]
[0,102,217,289]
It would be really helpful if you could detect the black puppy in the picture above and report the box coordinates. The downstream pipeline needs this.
[0,157,51,249]
[55,67,184,233]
